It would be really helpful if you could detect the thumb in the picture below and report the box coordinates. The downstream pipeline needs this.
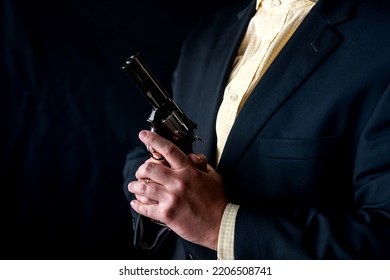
[187,153,208,172]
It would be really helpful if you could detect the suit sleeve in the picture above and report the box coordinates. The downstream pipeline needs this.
[234,82,390,259]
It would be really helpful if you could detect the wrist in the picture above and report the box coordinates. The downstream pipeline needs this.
[205,201,229,251]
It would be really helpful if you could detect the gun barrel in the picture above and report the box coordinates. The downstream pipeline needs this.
[122,53,171,109]
[122,53,200,155]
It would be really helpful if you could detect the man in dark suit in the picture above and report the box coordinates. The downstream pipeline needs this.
[123,0,390,259]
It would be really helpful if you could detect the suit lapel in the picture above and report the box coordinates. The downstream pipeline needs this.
[218,0,357,171]
[196,0,256,165]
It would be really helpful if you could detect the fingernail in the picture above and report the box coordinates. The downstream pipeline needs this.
[139,130,147,140]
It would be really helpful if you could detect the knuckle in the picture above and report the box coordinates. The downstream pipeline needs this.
[143,162,154,174]
[173,169,198,192]
[160,194,178,221]
[164,144,178,158]
[174,179,186,193]
[161,206,175,222]
[167,193,179,207]
[140,183,147,194]
[189,167,201,180]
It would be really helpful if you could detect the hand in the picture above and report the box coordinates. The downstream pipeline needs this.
[133,146,207,205]
[128,130,228,250]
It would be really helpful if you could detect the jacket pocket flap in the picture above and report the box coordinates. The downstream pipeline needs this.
[259,135,342,159]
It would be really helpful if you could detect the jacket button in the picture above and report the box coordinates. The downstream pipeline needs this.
[186,253,194,260]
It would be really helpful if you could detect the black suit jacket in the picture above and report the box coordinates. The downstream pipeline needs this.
[123,0,390,259]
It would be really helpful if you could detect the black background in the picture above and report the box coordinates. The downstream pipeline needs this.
[1,0,237,259]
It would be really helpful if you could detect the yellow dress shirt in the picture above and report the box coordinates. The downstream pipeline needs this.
[217,0,318,260]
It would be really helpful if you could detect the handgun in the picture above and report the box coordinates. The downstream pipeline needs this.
[122,53,201,159]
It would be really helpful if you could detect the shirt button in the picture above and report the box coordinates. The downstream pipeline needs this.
[272,0,281,7]
[230,94,238,102]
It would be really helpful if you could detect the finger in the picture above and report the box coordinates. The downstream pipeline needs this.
[135,194,158,204]
[135,180,158,204]
[187,153,207,172]
[130,200,161,221]
[135,161,170,184]
[138,130,188,169]
[128,180,166,202]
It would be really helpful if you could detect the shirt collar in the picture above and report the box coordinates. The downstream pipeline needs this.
[256,0,318,10]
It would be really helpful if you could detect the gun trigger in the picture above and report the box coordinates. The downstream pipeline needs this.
[147,145,165,161]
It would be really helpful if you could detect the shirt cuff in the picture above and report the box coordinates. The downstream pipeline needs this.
[217,203,240,260]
